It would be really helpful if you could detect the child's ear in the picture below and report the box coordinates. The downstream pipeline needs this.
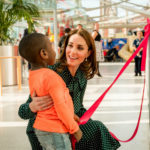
[40,49,48,59]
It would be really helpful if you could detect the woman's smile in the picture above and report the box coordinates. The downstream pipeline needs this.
[68,55,78,61]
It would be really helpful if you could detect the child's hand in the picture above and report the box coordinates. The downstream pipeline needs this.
[73,128,83,142]
[74,114,80,123]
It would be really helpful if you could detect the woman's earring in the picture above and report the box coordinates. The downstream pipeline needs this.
[85,58,88,61]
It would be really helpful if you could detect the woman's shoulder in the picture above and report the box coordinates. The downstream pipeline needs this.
[48,62,61,71]
[93,30,98,34]
[93,30,98,32]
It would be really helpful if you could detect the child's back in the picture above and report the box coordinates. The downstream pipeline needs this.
[29,68,78,134]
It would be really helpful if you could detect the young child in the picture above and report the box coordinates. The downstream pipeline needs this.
[19,33,82,150]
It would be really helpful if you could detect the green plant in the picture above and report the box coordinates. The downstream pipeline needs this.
[0,0,40,45]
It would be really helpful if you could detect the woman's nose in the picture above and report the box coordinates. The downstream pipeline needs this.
[70,47,77,54]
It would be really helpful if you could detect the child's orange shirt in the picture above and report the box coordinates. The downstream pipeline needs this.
[29,68,79,134]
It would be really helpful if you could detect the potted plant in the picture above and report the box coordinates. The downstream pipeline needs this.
[0,0,40,86]
[0,0,40,44]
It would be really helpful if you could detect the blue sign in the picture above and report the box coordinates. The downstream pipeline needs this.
[102,38,127,50]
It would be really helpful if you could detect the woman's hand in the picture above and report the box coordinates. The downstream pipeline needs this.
[29,91,54,113]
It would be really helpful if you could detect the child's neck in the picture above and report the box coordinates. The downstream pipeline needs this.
[30,64,47,71]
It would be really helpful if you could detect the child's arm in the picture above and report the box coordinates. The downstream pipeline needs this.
[73,114,83,141]
[46,73,80,135]
[73,128,83,142]
[74,114,80,123]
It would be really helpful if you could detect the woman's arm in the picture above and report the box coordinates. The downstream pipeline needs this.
[18,92,53,120]
[18,95,35,120]
[91,31,98,40]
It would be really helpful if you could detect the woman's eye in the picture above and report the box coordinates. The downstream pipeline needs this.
[78,47,84,50]
[68,44,73,47]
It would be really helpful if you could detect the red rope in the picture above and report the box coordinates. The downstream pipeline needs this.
[110,74,146,142]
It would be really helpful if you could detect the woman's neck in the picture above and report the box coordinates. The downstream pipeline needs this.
[68,66,79,77]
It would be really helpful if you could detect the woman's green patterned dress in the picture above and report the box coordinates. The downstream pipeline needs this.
[18,64,120,150]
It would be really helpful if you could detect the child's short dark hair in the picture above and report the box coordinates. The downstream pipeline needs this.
[19,33,48,64]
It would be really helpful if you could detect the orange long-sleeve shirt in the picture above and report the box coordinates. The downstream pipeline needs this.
[29,68,79,134]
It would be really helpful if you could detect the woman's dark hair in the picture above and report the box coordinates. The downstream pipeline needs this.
[57,28,97,79]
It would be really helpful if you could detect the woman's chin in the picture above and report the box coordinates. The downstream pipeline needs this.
[67,62,79,67]
[68,63,76,67]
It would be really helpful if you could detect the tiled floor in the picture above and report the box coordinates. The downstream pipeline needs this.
[0,62,149,150]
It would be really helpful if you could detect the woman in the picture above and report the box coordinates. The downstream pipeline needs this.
[18,29,120,150]
[92,22,104,77]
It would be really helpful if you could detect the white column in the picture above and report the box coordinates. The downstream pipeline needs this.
[52,0,58,58]
[146,37,150,126]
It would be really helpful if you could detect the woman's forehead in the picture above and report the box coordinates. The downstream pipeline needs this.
[69,34,87,45]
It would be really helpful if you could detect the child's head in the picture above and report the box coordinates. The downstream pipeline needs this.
[19,33,56,68]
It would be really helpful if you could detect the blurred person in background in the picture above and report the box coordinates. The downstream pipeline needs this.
[104,38,120,62]
[76,24,83,30]
[133,31,143,76]
[92,22,104,77]
[58,27,71,55]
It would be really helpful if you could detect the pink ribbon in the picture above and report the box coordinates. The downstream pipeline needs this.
[109,75,145,142]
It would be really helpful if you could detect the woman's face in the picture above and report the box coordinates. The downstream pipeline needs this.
[66,34,90,68]
[137,31,142,38]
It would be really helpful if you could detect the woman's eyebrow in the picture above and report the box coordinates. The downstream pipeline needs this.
[68,42,73,44]
[78,44,84,47]
[68,42,84,47]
